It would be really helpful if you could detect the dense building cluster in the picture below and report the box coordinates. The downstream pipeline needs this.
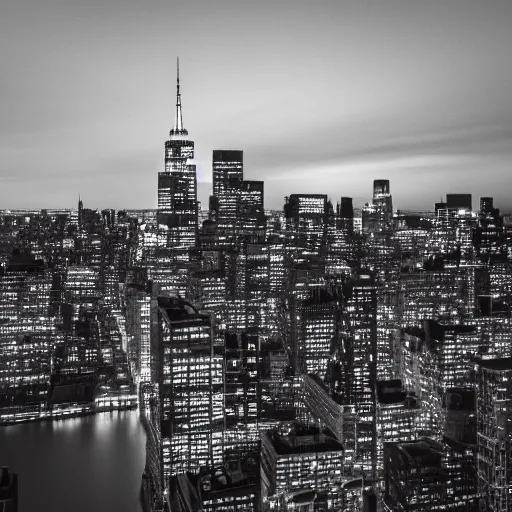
[0,206,138,424]
[140,69,512,512]
[2,66,512,512]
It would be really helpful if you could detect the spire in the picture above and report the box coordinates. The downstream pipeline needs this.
[170,57,188,137]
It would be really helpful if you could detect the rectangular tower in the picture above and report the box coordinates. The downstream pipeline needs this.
[212,150,243,241]
[155,297,224,478]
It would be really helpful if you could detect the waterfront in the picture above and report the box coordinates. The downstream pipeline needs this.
[0,410,146,512]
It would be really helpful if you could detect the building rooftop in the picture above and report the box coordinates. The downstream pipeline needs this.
[392,438,444,470]
[158,296,210,324]
[199,460,259,501]
[445,388,475,411]
[475,357,512,371]
[267,422,343,455]
[424,320,476,341]
[376,379,410,405]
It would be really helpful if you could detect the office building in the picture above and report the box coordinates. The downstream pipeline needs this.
[153,297,224,478]
[261,422,344,511]
[0,467,18,512]
[284,195,329,257]
[211,150,244,243]
[383,438,446,511]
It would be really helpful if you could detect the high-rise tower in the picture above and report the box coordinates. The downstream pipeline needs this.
[157,59,198,249]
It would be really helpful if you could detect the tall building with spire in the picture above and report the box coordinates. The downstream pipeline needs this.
[157,58,198,250]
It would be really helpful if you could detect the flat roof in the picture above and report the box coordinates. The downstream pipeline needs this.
[475,357,512,371]
[158,296,210,324]
[267,423,343,455]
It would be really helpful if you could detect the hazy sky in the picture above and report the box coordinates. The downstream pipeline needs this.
[1,0,511,211]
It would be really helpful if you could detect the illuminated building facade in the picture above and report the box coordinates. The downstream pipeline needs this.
[242,242,270,330]
[375,379,419,477]
[298,289,338,379]
[212,150,243,243]
[442,388,478,508]
[475,357,512,511]
[371,179,393,234]
[154,297,224,477]
[0,255,55,421]
[326,197,355,277]
[398,328,442,438]
[397,265,477,328]
[258,340,297,426]
[284,195,328,257]
[475,196,505,262]
[260,422,344,511]
[125,280,152,384]
[168,461,260,512]
[65,266,100,304]
[302,375,359,477]
[238,180,265,241]
[224,330,259,430]
[398,323,482,443]
[157,61,198,250]
[211,150,265,244]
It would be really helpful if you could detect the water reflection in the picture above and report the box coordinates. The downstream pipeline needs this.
[0,410,146,512]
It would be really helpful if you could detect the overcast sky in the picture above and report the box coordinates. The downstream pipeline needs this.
[1,0,511,211]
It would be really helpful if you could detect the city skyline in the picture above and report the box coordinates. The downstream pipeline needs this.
[3,3,512,511]
[2,0,512,212]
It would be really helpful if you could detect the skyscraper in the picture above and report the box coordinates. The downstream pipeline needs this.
[362,180,393,234]
[211,150,244,242]
[157,59,198,249]
[154,297,224,477]
[211,150,265,244]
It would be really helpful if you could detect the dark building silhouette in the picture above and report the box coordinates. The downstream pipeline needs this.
[383,438,446,511]
[0,467,17,512]
[446,194,472,211]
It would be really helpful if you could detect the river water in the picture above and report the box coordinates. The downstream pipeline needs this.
[0,410,146,512]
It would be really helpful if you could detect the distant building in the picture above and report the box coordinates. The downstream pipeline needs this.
[212,150,244,242]
[157,61,198,250]
[285,195,329,257]
[442,388,478,508]
[211,151,265,244]
[362,180,393,235]
[298,289,338,379]
[224,330,259,430]
[446,194,472,212]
